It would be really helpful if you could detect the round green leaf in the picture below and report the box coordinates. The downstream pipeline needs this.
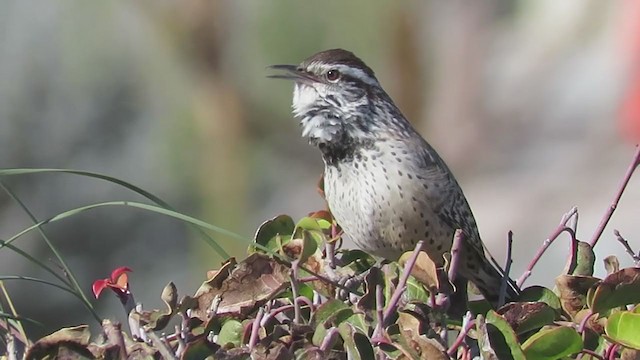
[312,299,350,326]
[253,215,295,253]
[522,326,582,360]
[518,286,561,311]
[589,268,640,314]
[295,216,331,231]
[217,319,243,347]
[486,310,526,360]
[605,311,640,350]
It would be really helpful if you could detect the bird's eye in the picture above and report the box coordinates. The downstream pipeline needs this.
[326,69,341,82]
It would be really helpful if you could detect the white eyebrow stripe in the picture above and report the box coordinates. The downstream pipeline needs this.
[307,62,380,87]
[333,65,380,87]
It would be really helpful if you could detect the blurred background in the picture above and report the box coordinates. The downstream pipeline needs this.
[1,0,640,339]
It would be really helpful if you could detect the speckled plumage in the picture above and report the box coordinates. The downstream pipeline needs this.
[272,49,519,305]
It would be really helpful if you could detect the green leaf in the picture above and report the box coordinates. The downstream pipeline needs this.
[476,315,499,360]
[521,326,582,360]
[485,310,526,360]
[344,313,368,335]
[469,299,492,316]
[569,241,595,276]
[605,310,640,350]
[181,337,218,359]
[498,302,557,335]
[312,299,350,326]
[295,216,331,231]
[338,323,374,360]
[353,331,375,359]
[518,286,561,311]
[218,319,244,347]
[311,323,328,347]
[405,275,430,304]
[299,230,318,263]
[252,215,295,254]
[161,282,178,312]
[589,268,640,314]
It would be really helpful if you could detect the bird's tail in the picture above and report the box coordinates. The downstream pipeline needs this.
[468,255,520,308]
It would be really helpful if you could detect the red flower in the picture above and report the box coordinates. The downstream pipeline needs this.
[92,266,132,299]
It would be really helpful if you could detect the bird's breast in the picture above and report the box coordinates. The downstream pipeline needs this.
[323,145,452,261]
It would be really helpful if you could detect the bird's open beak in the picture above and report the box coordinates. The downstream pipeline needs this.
[268,64,319,84]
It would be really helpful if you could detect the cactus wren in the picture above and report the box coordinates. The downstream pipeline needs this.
[270,49,519,305]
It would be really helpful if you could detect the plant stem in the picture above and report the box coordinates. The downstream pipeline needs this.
[589,145,640,248]
[383,240,424,325]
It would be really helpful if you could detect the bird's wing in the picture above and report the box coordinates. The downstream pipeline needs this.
[412,139,491,260]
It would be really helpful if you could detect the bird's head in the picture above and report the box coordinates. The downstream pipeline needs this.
[269,49,390,146]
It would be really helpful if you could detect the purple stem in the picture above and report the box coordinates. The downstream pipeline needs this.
[606,343,619,360]
[614,229,640,265]
[577,309,595,334]
[517,207,577,288]
[590,145,640,248]
[447,312,475,356]
[578,349,605,360]
[248,307,265,350]
[382,240,425,325]
[372,284,384,340]
[319,327,339,353]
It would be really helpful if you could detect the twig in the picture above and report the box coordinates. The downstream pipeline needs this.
[259,296,313,328]
[319,327,339,353]
[578,349,605,360]
[174,325,186,358]
[102,320,127,359]
[372,284,384,340]
[448,230,464,283]
[248,307,265,350]
[590,145,640,248]
[146,330,176,360]
[614,229,640,266]
[605,343,619,360]
[129,303,145,341]
[290,260,302,324]
[499,231,514,307]
[447,312,475,356]
[383,240,425,325]
[517,207,577,287]
[577,309,594,334]
[569,209,579,235]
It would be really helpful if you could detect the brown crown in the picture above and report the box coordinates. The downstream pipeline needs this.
[301,49,376,79]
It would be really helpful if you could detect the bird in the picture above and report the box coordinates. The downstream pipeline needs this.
[269,48,519,306]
